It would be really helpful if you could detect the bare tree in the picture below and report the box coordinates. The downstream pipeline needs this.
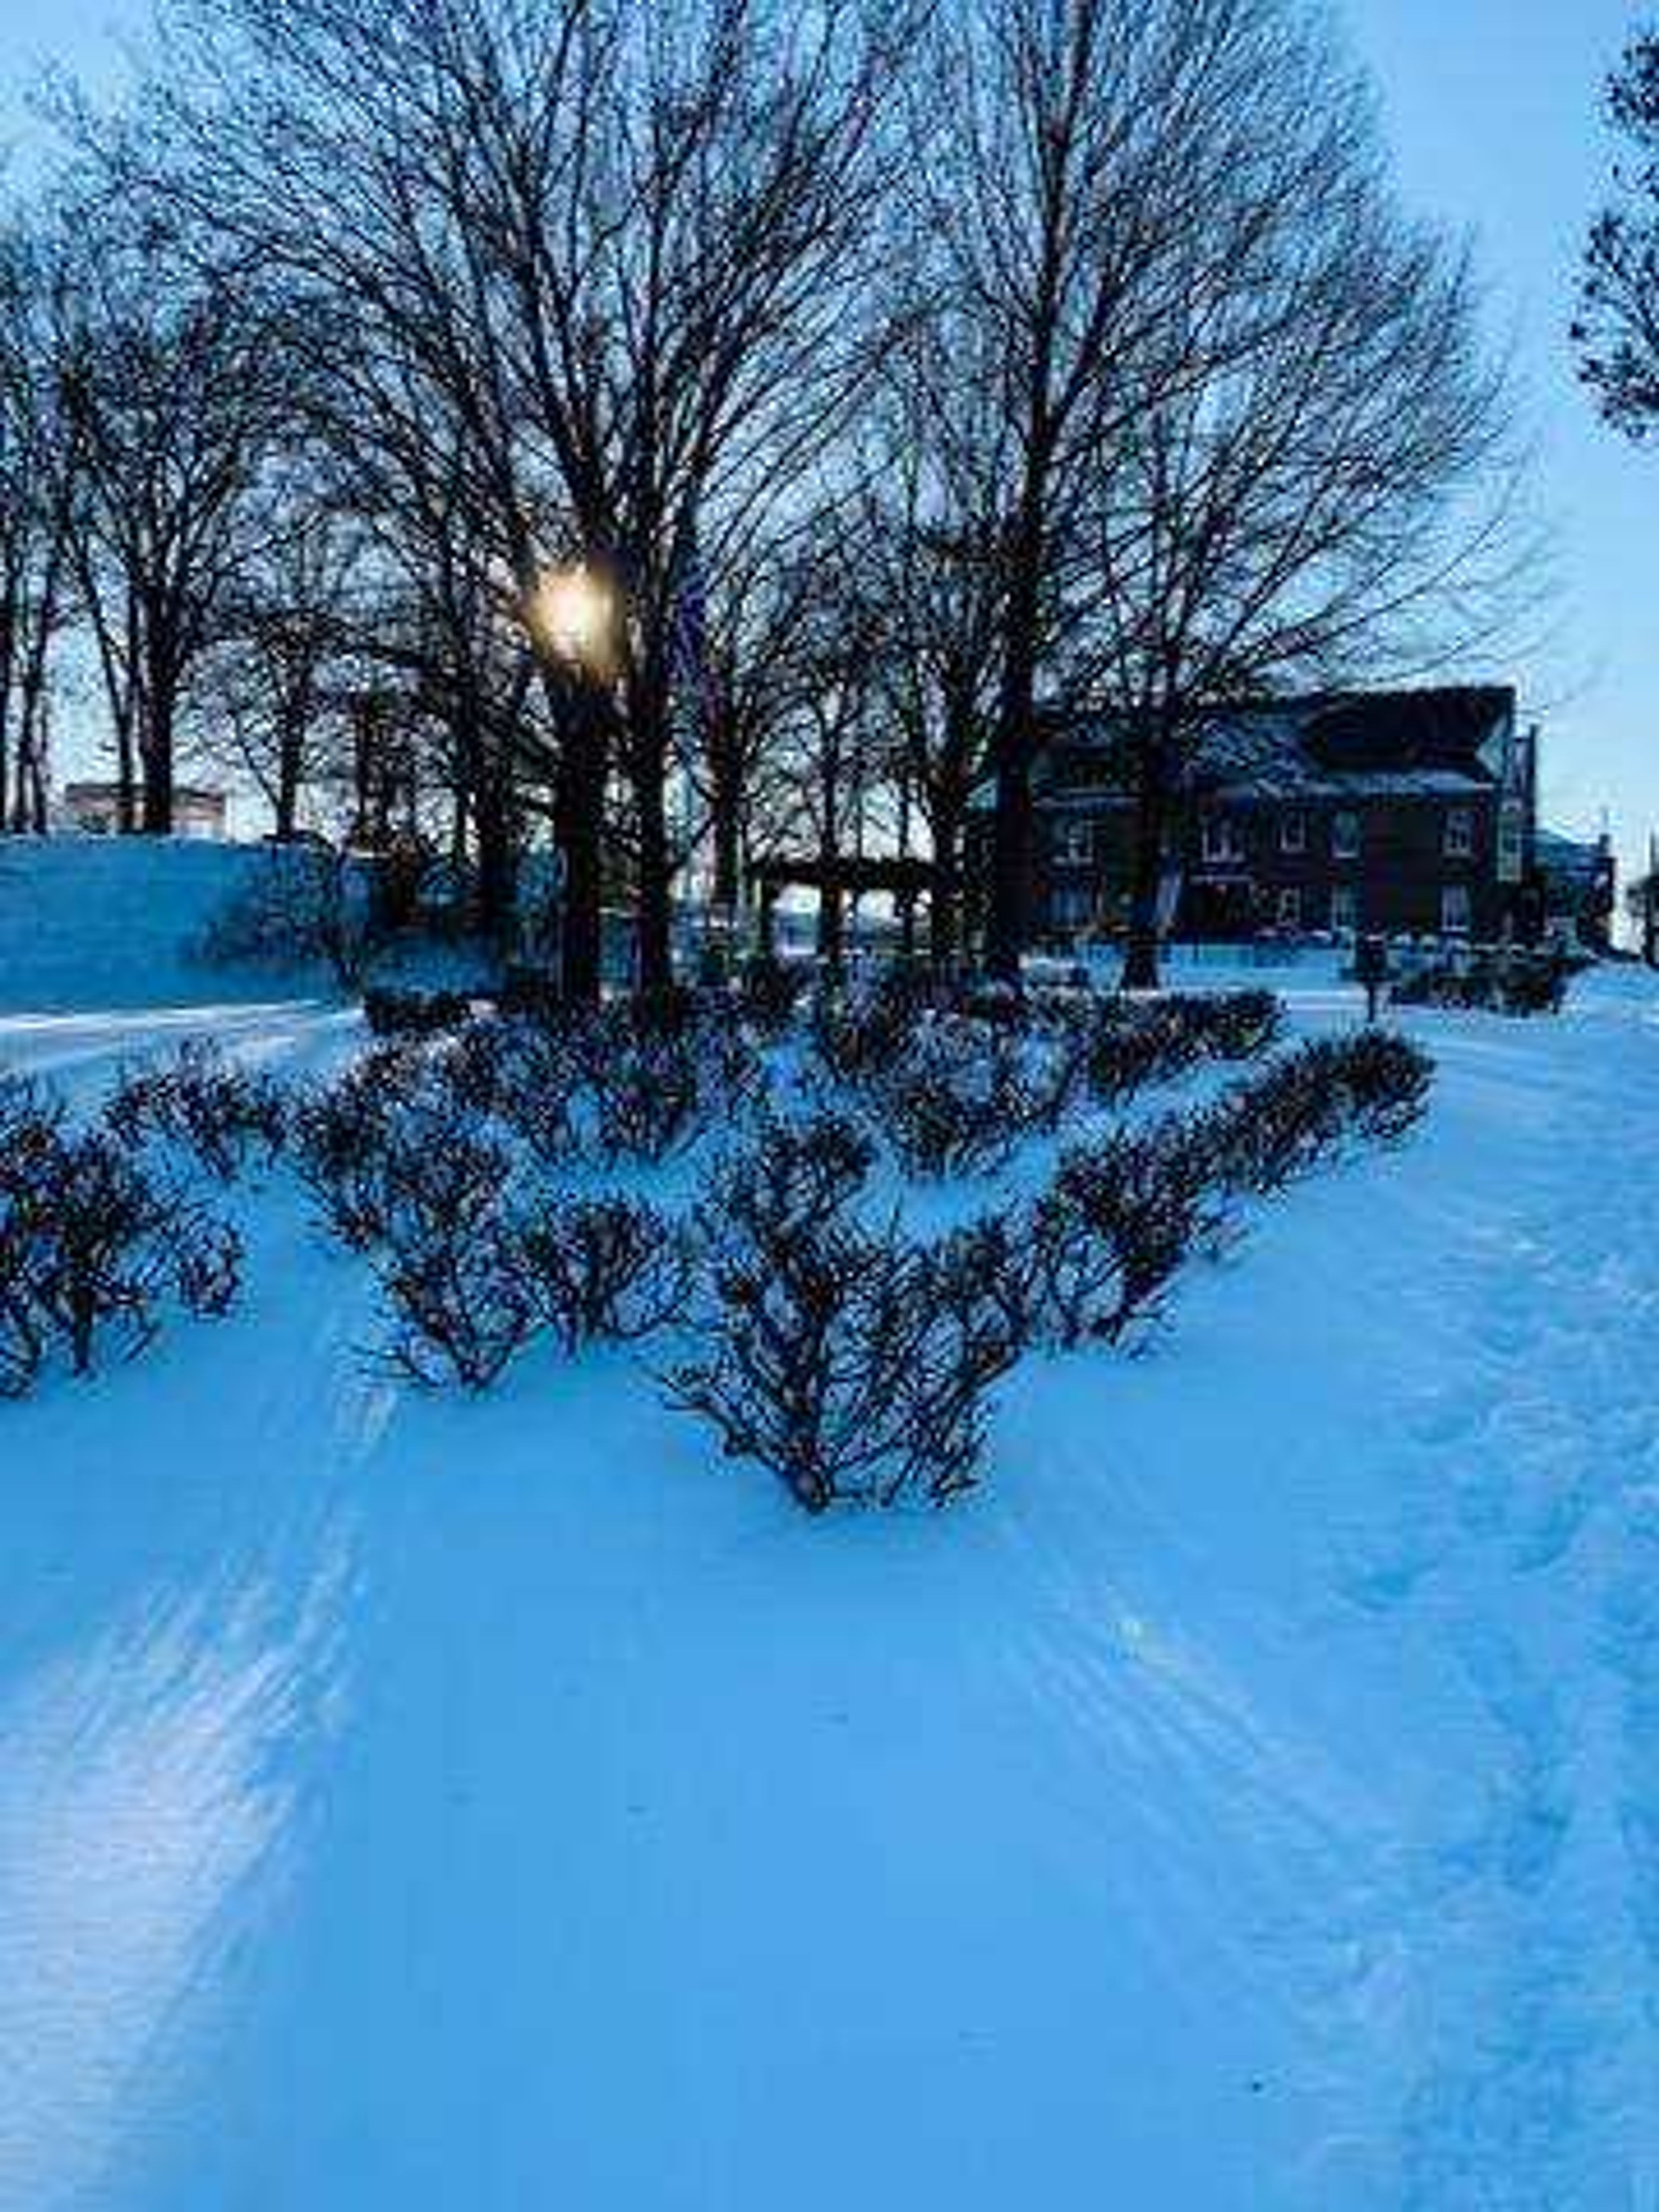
[1080,61,1521,987]
[916,0,1515,982]
[194,483,365,841]
[82,0,909,994]
[680,530,819,920]
[0,225,77,833]
[56,222,279,833]
[845,322,1012,961]
[1576,30,1659,444]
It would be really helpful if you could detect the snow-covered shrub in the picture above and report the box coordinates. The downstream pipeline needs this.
[495,964,567,1024]
[196,843,386,988]
[292,1058,509,1252]
[809,967,932,1084]
[509,1194,694,1351]
[1325,1032,1436,1143]
[689,1016,769,1117]
[1195,1033,1432,1195]
[375,1177,696,1387]
[667,1111,1018,1511]
[1500,960,1569,1017]
[0,1088,242,1394]
[362,985,473,1039]
[291,1051,421,1249]
[375,1214,537,1390]
[1189,989,1284,1060]
[736,955,807,1039]
[375,1108,516,1246]
[1035,985,1273,1125]
[0,1078,66,1396]
[581,1014,706,1163]
[702,1107,876,1240]
[1392,953,1567,1018]
[870,1018,1035,1177]
[106,1039,288,1183]
[632,982,707,1037]
[1077,998,1196,1102]
[439,1017,585,1164]
[1023,1123,1218,1351]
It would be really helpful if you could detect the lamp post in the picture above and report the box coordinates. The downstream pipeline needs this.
[524,562,617,1007]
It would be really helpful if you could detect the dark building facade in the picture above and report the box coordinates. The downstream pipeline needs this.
[1534,829,1618,951]
[993,686,1542,948]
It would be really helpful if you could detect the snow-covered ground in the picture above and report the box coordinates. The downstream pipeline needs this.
[2,938,1657,2211]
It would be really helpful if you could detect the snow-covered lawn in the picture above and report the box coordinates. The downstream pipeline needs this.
[2,957,1656,2210]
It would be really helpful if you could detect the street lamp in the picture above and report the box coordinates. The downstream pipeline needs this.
[522,561,617,1006]
[527,563,615,674]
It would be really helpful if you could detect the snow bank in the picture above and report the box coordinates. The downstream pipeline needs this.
[0,836,317,1016]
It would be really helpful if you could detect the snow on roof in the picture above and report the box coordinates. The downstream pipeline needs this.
[1032,687,1512,808]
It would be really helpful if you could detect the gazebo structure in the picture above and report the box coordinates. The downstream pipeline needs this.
[749,853,946,968]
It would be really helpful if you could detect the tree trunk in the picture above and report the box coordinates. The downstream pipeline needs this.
[474,774,516,944]
[274,731,302,840]
[25,713,48,833]
[632,747,674,993]
[817,877,844,974]
[626,646,676,993]
[140,661,178,835]
[711,783,742,916]
[1120,731,1174,992]
[553,677,610,1005]
[115,715,137,833]
[984,534,1044,983]
[141,740,175,835]
[928,801,965,967]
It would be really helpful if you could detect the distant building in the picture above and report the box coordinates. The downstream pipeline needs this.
[975,686,1549,948]
[60,782,229,841]
[1534,828,1618,952]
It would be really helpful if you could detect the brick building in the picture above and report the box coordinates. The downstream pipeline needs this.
[999,686,1540,948]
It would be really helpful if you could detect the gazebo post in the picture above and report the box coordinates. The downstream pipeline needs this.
[898,887,918,960]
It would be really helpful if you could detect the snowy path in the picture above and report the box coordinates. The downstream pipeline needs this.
[1334,990,1659,2207]
[1,970,1656,2209]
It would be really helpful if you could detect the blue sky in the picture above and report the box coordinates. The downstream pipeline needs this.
[2,0,1653,871]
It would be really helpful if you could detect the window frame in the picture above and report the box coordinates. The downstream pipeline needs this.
[1330,885,1359,934]
[1280,811,1307,856]
[1331,810,1362,862]
[1201,813,1244,865]
[1052,817,1094,868]
[1443,806,1475,859]
[1440,883,1473,937]
[1050,883,1093,932]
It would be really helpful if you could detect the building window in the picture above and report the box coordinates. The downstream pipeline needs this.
[1330,885,1359,934]
[1444,807,1474,858]
[1332,810,1361,861]
[1053,818,1093,866]
[1441,884,1472,937]
[1276,887,1303,931]
[1498,798,1526,886]
[1051,884,1093,931]
[1280,812,1306,855]
[1201,814,1243,864]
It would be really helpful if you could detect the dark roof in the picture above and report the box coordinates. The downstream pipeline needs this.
[750,854,941,895]
[1036,686,1518,806]
[1299,688,1516,777]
